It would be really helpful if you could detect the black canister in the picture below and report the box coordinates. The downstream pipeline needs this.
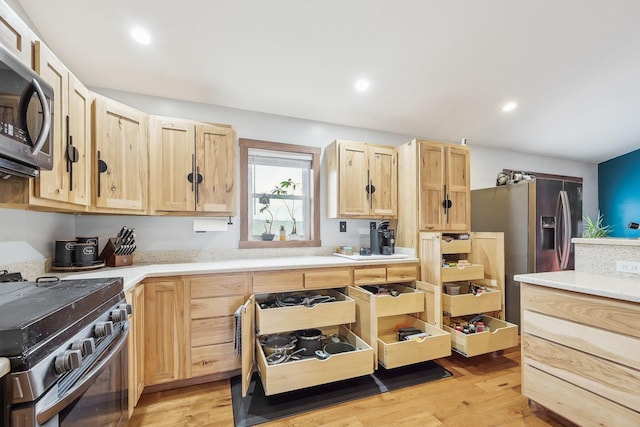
[74,243,97,266]
[54,240,76,267]
[76,237,99,263]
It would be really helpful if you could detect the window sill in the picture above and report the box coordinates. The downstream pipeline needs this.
[239,239,321,249]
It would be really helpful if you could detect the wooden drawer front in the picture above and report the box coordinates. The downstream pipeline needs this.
[440,264,484,282]
[377,315,450,369]
[444,315,517,357]
[358,284,424,317]
[255,290,355,335]
[191,343,240,377]
[353,267,386,285]
[522,283,640,338]
[523,365,640,427]
[442,288,502,316]
[523,334,640,412]
[256,326,373,396]
[304,267,350,289]
[191,317,234,347]
[190,295,245,320]
[386,264,418,283]
[190,273,248,298]
[523,310,640,370]
[253,270,304,293]
[441,239,471,254]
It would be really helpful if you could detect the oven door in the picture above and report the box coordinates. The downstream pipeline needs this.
[10,327,129,427]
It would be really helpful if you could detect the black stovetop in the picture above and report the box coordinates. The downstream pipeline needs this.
[0,277,123,357]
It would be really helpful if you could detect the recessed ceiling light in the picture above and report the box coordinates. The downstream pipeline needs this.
[131,28,151,45]
[354,79,370,92]
[502,102,518,112]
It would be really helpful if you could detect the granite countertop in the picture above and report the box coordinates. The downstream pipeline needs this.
[61,255,419,291]
[573,237,640,246]
[514,271,640,303]
[0,358,9,379]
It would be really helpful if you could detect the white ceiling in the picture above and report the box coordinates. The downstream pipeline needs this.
[15,0,640,163]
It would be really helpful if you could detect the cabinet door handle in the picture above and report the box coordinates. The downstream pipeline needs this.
[187,154,196,191]
[97,151,108,198]
[195,165,202,205]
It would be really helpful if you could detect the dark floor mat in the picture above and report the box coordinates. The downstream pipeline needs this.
[230,360,452,427]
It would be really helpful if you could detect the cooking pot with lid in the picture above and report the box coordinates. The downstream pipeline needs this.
[260,334,297,356]
[294,328,325,356]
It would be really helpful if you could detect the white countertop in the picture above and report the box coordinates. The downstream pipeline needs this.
[572,237,640,246]
[514,271,640,303]
[0,358,9,379]
[61,255,419,291]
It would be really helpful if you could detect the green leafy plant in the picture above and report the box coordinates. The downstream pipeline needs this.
[258,194,274,237]
[272,178,299,234]
[583,213,611,238]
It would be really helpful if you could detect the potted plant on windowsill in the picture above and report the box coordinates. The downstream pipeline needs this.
[273,178,301,240]
[258,194,275,240]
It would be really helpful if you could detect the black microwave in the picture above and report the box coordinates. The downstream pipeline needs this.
[0,42,53,178]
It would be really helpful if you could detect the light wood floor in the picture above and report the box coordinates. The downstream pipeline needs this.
[129,345,570,426]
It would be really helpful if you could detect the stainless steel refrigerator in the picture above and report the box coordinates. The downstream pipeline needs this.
[471,178,582,329]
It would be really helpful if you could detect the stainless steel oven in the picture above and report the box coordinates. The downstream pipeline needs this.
[0,41,53,178]
[1,277,130,427]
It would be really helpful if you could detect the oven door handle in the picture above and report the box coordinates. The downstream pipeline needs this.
[36,326,129,426]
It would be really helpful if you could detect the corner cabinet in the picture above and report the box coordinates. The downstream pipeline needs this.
[420,232,517,357]
[149,116,236,215]
[325,139,397,219]
[92,94,148,214]
[397,140,470,249]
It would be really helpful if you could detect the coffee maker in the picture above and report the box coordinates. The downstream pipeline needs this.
[370,221,395,255]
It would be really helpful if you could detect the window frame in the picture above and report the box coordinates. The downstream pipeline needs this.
[239,138,321,249]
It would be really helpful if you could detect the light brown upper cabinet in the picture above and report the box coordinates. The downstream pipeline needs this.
[0,1,32,65]
[33,42,91,209]
[325,139,397,219]
[92,94,148,214]
[397,139,470,249]
[149,116,236,215]
[0,42,91,212]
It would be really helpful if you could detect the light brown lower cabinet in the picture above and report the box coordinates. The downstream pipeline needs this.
[143,277,188,385]
[348,281,451,370]
[520,282,640,426]
[239,290,374,397]
[125,284,144,417]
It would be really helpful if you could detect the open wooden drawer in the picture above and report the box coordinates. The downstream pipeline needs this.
[440,264,484,282]
[255,289,355,335]
[442,283,502,316]
[253,325,373,396]
[377,315,450,369]
[239,296,373,397]
[443,315,518,357]
[349,283,425,318]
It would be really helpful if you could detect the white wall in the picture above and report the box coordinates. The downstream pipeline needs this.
[0,208,74,262]
[0,89,598,261]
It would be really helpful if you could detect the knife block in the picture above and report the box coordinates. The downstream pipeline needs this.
[99,238,134,267]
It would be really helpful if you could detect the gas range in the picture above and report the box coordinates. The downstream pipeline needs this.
[0,276,130,427]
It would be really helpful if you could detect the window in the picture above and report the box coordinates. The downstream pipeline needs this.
[239,139,320,248]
